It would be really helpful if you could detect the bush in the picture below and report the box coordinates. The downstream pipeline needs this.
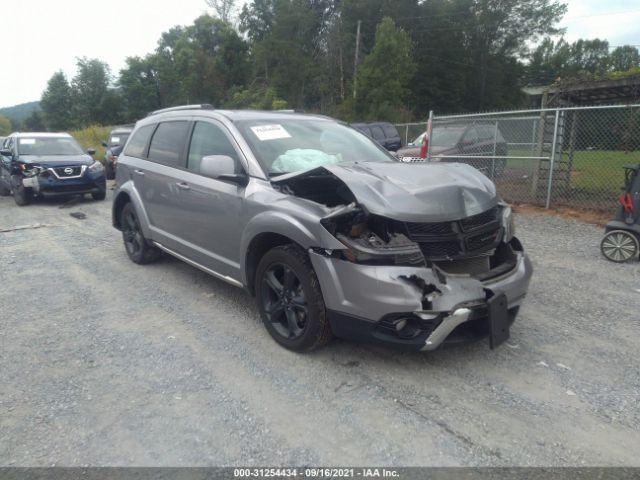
[70,125,112,163]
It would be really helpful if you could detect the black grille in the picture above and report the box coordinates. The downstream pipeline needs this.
[419,241,460,258]
[404,206,502,260]
[406,221,454,238]
[460,207,499,231]
[53,166,82,177]
[467,229,500,252]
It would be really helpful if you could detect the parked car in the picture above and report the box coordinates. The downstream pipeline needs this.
[397,124,508,177]
[0,132,106,206]
[112,105,531,353]
[351,122,402,151]
[102,126,133,180]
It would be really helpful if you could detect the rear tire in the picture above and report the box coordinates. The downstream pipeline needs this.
[105,162,116,180]
[0,179,9,196]
[120,202,161,264]
[255,245,333,352]
[12,176,32,206]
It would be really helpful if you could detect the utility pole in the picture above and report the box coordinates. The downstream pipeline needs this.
[353,20,361,100]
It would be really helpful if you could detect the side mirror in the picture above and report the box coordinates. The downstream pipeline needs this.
[0,148,12,157]
[87,148,96,156]
[200,155,248,186]
[101,141,108,148]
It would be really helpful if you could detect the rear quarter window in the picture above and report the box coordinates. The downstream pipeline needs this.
[124,125,155,159]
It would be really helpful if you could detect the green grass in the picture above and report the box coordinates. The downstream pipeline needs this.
[506,148,640,195]
[70,125,112,164]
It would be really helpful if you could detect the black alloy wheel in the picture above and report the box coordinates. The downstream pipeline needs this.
[255,245,332,352]
[121,203,160,264]
[261,262,309,340]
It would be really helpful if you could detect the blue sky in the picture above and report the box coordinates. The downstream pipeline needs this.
[2,0,639,108]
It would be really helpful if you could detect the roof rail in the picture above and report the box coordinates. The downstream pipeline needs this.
[148,104,214,116]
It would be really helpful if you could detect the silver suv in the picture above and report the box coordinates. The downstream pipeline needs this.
[112,105,532,352]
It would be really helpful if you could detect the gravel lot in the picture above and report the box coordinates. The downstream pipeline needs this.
[1,190,639,467]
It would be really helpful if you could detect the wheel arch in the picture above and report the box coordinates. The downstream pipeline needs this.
[111,182,152,238]
[240,211,343,295]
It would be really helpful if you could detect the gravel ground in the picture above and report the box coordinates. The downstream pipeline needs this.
[0,190,639,467]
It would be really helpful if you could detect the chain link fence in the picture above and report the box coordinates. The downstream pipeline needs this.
[396,104,640,212]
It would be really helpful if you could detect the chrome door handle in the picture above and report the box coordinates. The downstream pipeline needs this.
[134,169,145,176]
[176,182,191,190]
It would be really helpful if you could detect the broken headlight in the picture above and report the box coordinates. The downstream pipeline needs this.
[337,232,425,266]
[501,204,515,242]
[88,161,104,173]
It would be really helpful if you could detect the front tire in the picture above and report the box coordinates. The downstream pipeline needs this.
[12,176,32,206]
[120,202,161,264]
[92,188,106,201]
[0,178,10,196]
[255,245,333,352]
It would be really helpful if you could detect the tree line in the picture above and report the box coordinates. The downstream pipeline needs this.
[23,0,640,133]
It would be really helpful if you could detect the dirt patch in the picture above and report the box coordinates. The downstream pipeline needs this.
[513,203,612,227]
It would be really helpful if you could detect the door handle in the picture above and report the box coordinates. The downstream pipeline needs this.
[176,182,191,191]
[134,169,145,176]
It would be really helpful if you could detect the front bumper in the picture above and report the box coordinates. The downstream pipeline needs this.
[22,170,106,196]
[309,240,532,351]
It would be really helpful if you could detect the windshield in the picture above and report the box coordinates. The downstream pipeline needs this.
[109,133,130,147]
[17,137,84,156]
[235,119,396,176]
[430,127,465,147]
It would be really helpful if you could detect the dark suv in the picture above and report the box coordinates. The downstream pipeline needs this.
[102,126,133,180]
[351,122,402,151]
[112,105,531,353]
[0,133,106,205]
[397,123,508,177]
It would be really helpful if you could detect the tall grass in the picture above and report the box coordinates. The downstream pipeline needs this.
[70,125,112,163]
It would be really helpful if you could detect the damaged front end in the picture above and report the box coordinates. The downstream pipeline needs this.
[313,202,529,350]
[273,164,532,351]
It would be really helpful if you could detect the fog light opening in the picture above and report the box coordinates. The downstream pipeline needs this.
[393,317,422,339]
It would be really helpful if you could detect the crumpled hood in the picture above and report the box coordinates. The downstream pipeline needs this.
[274,161,499,223]
[19,154,94,167]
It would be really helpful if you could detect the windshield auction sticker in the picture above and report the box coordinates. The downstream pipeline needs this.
[251,124,292,141]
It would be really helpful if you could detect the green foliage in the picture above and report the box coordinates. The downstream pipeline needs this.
[70,125,112,162]
[22,109,46,131]
[41,71,74,131]
[610,46,640,73]
[527,39,640,86]
[72,58,123,127]
[355,17,415,122]
[0,114,11,135]
[118,55,162,121]
[28,0,578,125]
[224,86,288,110]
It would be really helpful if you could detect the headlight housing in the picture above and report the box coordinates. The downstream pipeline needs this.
[88,161,104,173]
[501,204,515,242]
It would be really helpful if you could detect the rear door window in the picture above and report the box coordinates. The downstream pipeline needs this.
[147,121,190,168]
[382,124,399,138]
[124,125,155,159]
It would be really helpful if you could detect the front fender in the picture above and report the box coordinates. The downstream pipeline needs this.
[112,179,153,239]
[239,210,345,286]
